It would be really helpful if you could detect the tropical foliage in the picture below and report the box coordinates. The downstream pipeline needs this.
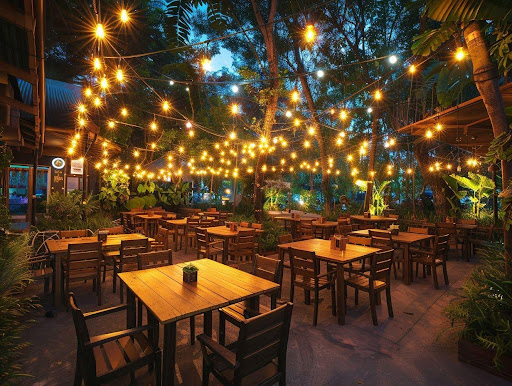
[445,173,495,218]
[356,180,391,216]
[98,169,130,211]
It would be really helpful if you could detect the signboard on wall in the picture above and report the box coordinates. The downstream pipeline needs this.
[70,158,84,175]
[50,168,65,194]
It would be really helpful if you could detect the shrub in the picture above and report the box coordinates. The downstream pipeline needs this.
[259,219,287,252]
[0,234,38,383]
[444,244,512,367]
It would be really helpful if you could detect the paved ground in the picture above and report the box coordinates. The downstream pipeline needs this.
[19,248,507,385]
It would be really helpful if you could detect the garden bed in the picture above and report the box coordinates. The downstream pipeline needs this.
[458,339,512,381]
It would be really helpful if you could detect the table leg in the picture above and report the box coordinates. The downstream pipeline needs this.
[163,322,177,386]
[126,287,136,329]
[173,225,179,252]
[403,244,411,285]
[53,252,62,307]
[222,237,228,264]
[203,311,213,337]
[463,230,470,261]
[336,264,345,325]
[278,248,285,297]
[246,295,260,313]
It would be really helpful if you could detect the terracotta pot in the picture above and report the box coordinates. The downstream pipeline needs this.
[458,339,512,381]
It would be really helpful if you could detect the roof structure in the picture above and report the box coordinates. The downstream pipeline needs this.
[398,82,512,155]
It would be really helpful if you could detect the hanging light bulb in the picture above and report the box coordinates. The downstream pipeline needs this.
[308,126,316,135]
[436,123,442,131]
[84,88,92,97]
[409,64,416,74]
[108,120,115,128]
[120,9,130,23]
[294,118,300,127]
[231,85,239,93]
[291,90,300,103]
[188,129,195,137]
[95,24,105,39]
[374,90,382,100]
[121,107,128,116]
[116,69,124,82]
[230,104,239,115]
[303,140,311,148]
[150,121,157,131]
[425,130,433,139]
[316,70,325,78]
[162,101,170,111]
[455,47,465,61]
[340,110,348,120]
[93,58,101,70]
[94,97,101,107]
[100,77,108,89]
[305,24,316,43]
[388,55,398,64]
[201,57,212,71]
[285,110,292,118]
[78,104,86,113]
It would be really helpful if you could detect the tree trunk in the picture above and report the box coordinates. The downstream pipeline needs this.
[464,21,512,275]
[364,106,379,212]
[250,0,279,213]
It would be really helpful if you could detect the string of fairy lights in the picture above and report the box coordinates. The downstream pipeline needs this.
[68,4,481,187]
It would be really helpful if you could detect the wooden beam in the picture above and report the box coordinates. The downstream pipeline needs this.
[0,60,37,83]
[0,2,34,31]
[0,95,37,115]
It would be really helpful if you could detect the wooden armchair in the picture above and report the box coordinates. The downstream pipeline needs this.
[299,219,314,240]
[29,253,54,295]
[184,218,201,253]
[289,248,336,326]
[151,227,169,251]
[435,222,463,259]
[338,224,353,236]
[196,228,224,261]
[227,229,256,267]
[218,255,281,345]
[369,229,403,280]
[60,229,90,239]
[63,241,103,310]
[69,293,161,385]
[344,249,394,325]
[410,234,450,289]
[346,235,372,274]
[113,238,150,302]
[132,216,146,235]
[198,303,293,386]
[98,225,124,235]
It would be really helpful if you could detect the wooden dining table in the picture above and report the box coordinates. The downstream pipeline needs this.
[349,229,434,285]
[119,258,279,386]
[135,214,162,237]
[274,216,304,239]
[203,225,264,263]
[45,233,151,307]
[350,215,398,228]
[312,220,338,239]
[277,238,381,325]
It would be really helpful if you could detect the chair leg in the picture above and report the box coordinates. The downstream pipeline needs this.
[304,289,311,305]
[393,262,398,279]
[137,300,143,326]
[331,284,336,316]
[190,316,195,345]
[219,312,226,345]
[432,265,439,290]
[313,288,319,326]
[415,262,419,278]
[73,355,82,386]
[155,354,162,386]
[102,264,106,282]
[422,264,426,278]
[44,278,49,294]
[343,283,347,315]
[386,288,393,318]
[120,281,124,303]
[202,360,210,386]
[376,292,381,305]
[65,278,70,312]
[113,266,117,293]
[354,288,359,305]
[442,263,449,285]
[290,284,295,303]
[369,290,378,326]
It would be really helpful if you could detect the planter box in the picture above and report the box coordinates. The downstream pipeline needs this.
[183,270,198,283]
[458,339,512,381]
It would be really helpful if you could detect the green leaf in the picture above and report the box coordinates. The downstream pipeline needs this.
[426,0,512,22]
[412,24,457,56]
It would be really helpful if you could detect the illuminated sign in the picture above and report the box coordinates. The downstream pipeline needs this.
[51,158,65,169]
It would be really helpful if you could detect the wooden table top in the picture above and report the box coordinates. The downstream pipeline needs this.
[203,225,264,237]
[118,259,279,324]
[135,214,163,220]
[350,215,397,222]
[312,221,338,227]
[278,238,381,264]
[274,216,301,222]
[46,233,150,254]
[166,219,188,225]
[350,229,434,244]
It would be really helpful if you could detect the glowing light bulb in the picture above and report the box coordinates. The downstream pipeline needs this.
[100,77,108,89]
[84,88,92,97]
[121,107,128,116]
[201,58,212,71]
[188,130,195,137]
[78,104,86,113]
[294,118,300,127]
[169,80,174,86]
[389,55,398,64]
[162,101,170,111]
[94,97,101,107]
[179,146,184,153]
[407,168,413,174]
[317,70,325,78]
[304,140,311,148]
[347,154,353,162]
[95,24,105,39]
[436,123,442,131]
[93,58,101,70]
[108,120,115,128]
[308,126,316,135]
[120,9,129,23]
[455,47,465,61]
[409,65,416,74]
[285,110,292,118]
[116,69,123,82]
[305,24,315,43]
[231,85,239,93]
[374,90,382,100]
[426,130,433,139]
[134,150,139,157]
[231,104,239,115]
[340,110,348,120]
[74,133,80,140]
[151,142,156,149]
[185,121,192,129]
[367,107,373,113]
[79,118,85,126]
[150,122,157,131]
[291,90,299,103]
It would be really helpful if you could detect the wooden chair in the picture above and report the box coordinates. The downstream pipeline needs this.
[289,248,336,326]
[435,222,463,259]
[410,234,450,289]
[344,249,394,326]
[137,249,173,270]
[113,238,150,302]
[369,229,403,280]
[28,253,54,295]
[132,216,146,235]
[196,228,224,261]
[63,241,102,310]
[299,219,314,240]
[69,293,161,386]
[240,221,249,228]
[60,229,89,239]
[227,229,256,267]
[98,225,124,235]
[219,212,229,225]
[184,218,201,253]
[198,302,293,386]
[469,225,495,258]
[408,226,429,234]
[338,224,353,236]
[218,255,281,345]
[151,227,169,251]
[251,223,262,230]
[458,219,476,225]
[348,235,372,246]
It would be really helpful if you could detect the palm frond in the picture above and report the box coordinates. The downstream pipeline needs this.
[426,0,512,22]
[412,23,457,56]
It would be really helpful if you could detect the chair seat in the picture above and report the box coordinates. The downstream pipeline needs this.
[32,267,53,279]
[411,256,443,266]
[345,275,386,290]
[293,275,334,289]
[209,354,279,385]
[63,269,98,281]
[200,246,223,254]
[220,302,271,324]
[92,332,154,377]
[103,250,120,259]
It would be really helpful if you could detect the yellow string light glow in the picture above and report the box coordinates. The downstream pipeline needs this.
[94,97,101,107]
[409,65,416,74]
[425,130,433,139]
[108,120,115,128]
[100,77,108,89]
[374,90,382,100]
[93,58,101,70]
[305,24,315,43]
[116,69,124,82]
[121,107,128,116]
[150,121,157,131]
[436,123,442,131]
[95,24,105,39]
[455,47,465,61]
[162,101,170,111]
[84,88,92,97]
[230,104,239,115]
[291,90,299,103]
[120,9,130,23]
[340,110,348,120]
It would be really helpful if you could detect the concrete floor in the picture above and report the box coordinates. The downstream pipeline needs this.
[19,249,507,385]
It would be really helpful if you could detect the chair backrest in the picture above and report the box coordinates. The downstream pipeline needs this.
[186,217,200,232]
[154,227,169,248]
[137,249,173,270]
[66,241,102,273]
[408,226,429,234]
[235,303,293,379]
[369,229,393,249]
[69,292,94,382]
[435,222,457,236]
[458,219,476,225]
[251,223,262,230]
[60,229,88,239]
[196,227,209,246]
[388,214,399,220]
[252,254,281,283]
[348,235,372,246]
[278,234,293,244]
[370,249,393,282]
[235,229,256,251]
[337,217,350,225]
[434,234,450,260]
[200,219,213,227]
[240,222,249,228]
[120,238,150,264]
[299,219,314,238]
[289,248,319,281]
[99,225,124,235]
[338,224,353,235]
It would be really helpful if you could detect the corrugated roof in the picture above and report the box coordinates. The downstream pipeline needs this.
[17,78,81,128]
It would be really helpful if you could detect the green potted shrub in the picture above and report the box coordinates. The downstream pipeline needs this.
[182,263,198,283]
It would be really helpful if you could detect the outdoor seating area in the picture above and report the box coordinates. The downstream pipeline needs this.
[1,1,512,385]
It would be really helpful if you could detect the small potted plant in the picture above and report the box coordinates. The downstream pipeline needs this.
[182,263,198,283]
